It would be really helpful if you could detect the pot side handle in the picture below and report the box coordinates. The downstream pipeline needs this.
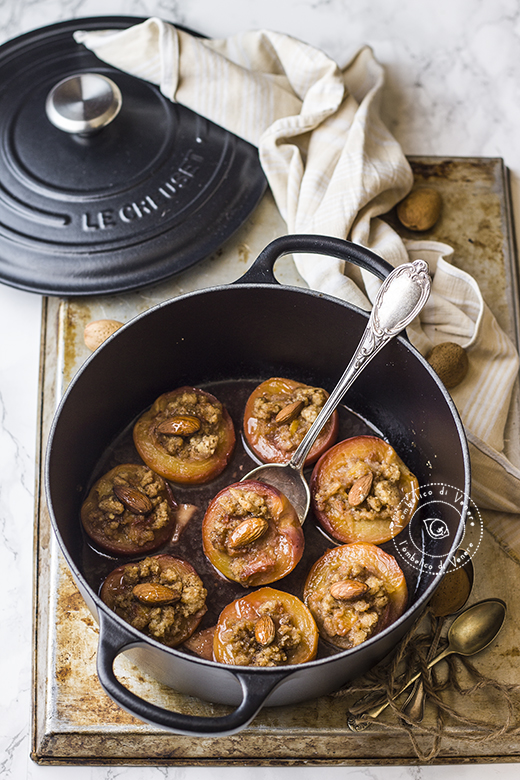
[236,234,394,285]
[96,609,289,737]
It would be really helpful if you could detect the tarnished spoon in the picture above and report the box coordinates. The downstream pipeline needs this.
[401,549,474,721]
[243,259,431,523]
[348,598,506,731]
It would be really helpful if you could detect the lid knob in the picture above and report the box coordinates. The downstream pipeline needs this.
[45,73,122,136]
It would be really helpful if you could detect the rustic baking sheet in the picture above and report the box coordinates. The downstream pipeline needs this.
[32,158,520,765]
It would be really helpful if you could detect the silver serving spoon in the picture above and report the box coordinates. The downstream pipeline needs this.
[348,597,507,730]
[243,259,432,523]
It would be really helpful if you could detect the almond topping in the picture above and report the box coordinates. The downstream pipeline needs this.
[347,472,373,506]
[330,579,369,601]
[228,516,269,549]
[156,415,201,436]
[113,484,153,515]
[132,582,180,605]
[255,614,276,646]
[274,400,305,425]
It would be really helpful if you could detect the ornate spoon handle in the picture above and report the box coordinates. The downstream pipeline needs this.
[290,260,431,471]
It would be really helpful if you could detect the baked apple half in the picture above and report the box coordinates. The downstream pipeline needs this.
[81,463,177,555]
[202,479,304,587]
[243,377,338,466]
[100,554,207,647]
[133,386,235,484]
[303,543,408,650]
[213,587,318,666]
[311,435,419,544]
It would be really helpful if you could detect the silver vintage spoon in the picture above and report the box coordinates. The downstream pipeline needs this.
[348,597,507,730]
[243,259,432,523]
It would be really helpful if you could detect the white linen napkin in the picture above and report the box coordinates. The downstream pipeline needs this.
[74,18,520,519]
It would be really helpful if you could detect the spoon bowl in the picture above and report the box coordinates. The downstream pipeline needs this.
[445,597,506,658]
[349,597,507,729]
[244,259,432,522]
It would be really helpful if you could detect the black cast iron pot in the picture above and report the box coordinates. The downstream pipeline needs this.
[45,235,470,737]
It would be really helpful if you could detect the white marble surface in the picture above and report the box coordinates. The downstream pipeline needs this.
[1,0,520,777]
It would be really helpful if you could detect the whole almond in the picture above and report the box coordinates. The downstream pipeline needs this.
[113,484,153,515]
[255,614,276,646]
[132,582,180,605]
[228,516,269,549]
[347,473,373,506]
[274,400,305,425]
[330,579,368,601]
[84,319,123,351]
[156,415,201,436]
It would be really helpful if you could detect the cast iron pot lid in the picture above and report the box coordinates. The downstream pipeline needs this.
[0,16,267,296]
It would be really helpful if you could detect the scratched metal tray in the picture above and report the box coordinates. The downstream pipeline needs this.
[32,158,520,765]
